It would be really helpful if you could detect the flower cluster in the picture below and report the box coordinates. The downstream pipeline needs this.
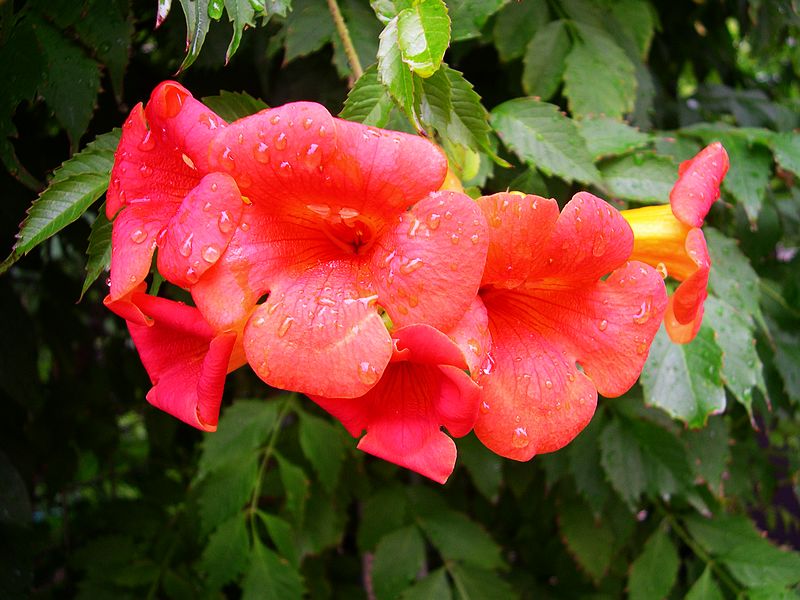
[105,82,726,483]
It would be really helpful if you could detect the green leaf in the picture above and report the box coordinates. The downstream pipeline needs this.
[626,416,693,496]
[771,326,800,405]
[684,416,729,495]
[372,526,426,600]
[577,116,651,160]
[283,0,334,62]
[377,16,417,126]
[685,566,724,600]
[33,18,101,150]
[400,568,452,600]
[446,0,504,42]
[396,0,450,78]
[448,564,516,600]
[223,0,255,62]
[599,152,677,203]
[609,0,656,58]
[202,90,269,121]
[178,0,212,71]
[340,65,395,127]
[276,453,309,524]
[567,415,612,516]
[298,411,345,493]
[703,295,765,414]
[558,496,615,582]
[415,508,504,569]
[80,209,113,299]
[198,400,279,477]
[706,228,762,321]
[258,511,300,568]
[491,98,601,184]
[599,417,646,509]
[492,0,549,62]
[370,0,412,24]
[198,453,259,534]
[457,433,503,502]
[521,20,571,101]
[684,513,800,588]
[563,23,637,119]
[771,131,800,177]
[297,483,346,555]
[200,514,249,589]
[357,486,410,551]
[241,539,304,600]
[0,130,119,274]
[721,134,772,224]
[640,326,726,428]
[627,526,679,600]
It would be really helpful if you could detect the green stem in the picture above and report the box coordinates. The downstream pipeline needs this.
[327,0,363,82]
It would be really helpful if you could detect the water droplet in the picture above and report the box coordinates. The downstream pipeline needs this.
[277,316,294,337]
[306,204,331,218]
[201,245,220,263]
[656,262,668,279]
[240,222,250,231]
[444,211,453,220]
[253,142,269,163]
[105,277,112,287]
[382,250,396,267]
[427,213,441,230]
[578,396,586,405]
[221,146,235,171]
[568,373,575,382]
[305,143,320,166]
[318,125,327,137]
[636,342,647,355]
[156,228,168,246]
[185,267,199,284]
[512,427,529,448]
[274,132,287,150]
[253,316,266,327]
[407,218,420,238]
[450,233,460,245]
[598,319,608,331]
[633,297,653,324]
[210,182,218,192]
[257,359,270,378]
[138,130,155,151]
[270,114,281,125]
[358,361,380,386]
[339,207,360,221]
[302,117,314,129]
[470,233,480,245]
[481,353,496,375]
[203,201,213,212]
[216,210,233,233]
[592,233,606,256]
[544,380,553,389]
[467,338,480,354]
[180,234,193,257]
[574,216,583,231]
[400,258,423,274]
[130,229,147,244]
[278,161,292,175]
[479,401,490,414]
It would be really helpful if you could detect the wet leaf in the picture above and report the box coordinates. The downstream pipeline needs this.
[396,0,449,78]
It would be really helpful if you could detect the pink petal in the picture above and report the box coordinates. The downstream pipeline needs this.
[156,173,244,288]
[670,142,729,228]
[370,191,489,330]
[446,296,491,378]
[665,228,710,343]
[243,260,393,398]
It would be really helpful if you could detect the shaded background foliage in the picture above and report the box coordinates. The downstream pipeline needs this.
[1,0,800,598]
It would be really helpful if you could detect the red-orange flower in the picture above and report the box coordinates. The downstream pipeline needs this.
[310,324,481,484]
[621,142,729,343]
[470,192,668,461]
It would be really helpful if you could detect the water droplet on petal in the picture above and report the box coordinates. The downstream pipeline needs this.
[210,182,218,192]
[568,373,575,382]
[656,262,668,279]
[633,296,653,324]
[427,213,441,230]
[198,113,218,130]
[450,233,460,245]
[221,146,235,171]
[138,130,155,151]
[237,132,244,145]
[201,245,220,263]
[218,211,234,233]
[253,316,266,327]
[467,338,480,354]
[407,218,420,238]
[274,132,287,150]
[470,233,480,245]
[253,142,269,163]
[592,233,607,256]
[270,114,281,125]
[512,427,529,449]
[180,234,193,257]
[139,163,153,177]
[481,353,496,375]
[185,267,199,284]
[400,258,423,274]
[130,229,147,244]
[544,379,553,390]
[257,359,270,378]
[302,117,314,130]
[278,161,292,175]
[358,361,380,386]
[479,401,490,414]
[598,319,608,331]
[277,316,294,337]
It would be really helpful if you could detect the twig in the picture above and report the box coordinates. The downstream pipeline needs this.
[326,0,363,82]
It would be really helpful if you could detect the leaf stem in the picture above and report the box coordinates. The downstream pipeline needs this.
[326,0,363,82]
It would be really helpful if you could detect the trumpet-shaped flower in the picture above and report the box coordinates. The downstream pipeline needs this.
[105,288,245,431]
[186,101,489,398]
[621,142,729,343]
[471,192,668,461]
[310,324,481,484]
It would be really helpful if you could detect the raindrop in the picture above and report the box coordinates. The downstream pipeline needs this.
[221,147,235,171]
[278,161,292,175]
[201,245,220,263]
[130,229,147,244]
[592,233,606,256]
[277,316,294,337]
[479,401,490,414]
[105,277,112,287]
[253,142,269,163]
[470,233,480,245]
[218,211,234,233]
[302,117,314,129]
[467,338,480,354]
[237,132,244,145]
[567,373,575,382]
[450,233,460,245]
[598,319,608,331]
[407,218,420,238]
[274,132,287,150]
[444,211,453,220]
[656,262,668,279]
[544,380,553,389]
[198,113,218,130]
[574,216,583,231]
[203,201,212,211]
[633,297,653,324]
[305,143,320,166]
[307,204,331,218]
[512,427,529,449]
[180,234,193,257]
[240,222,250,231]
[211,182,218,192]
[138,130,155,151]
[139,163,153,177]
[358,361,380,386]
[270,115,281,125]
[185,267,199,284]
[253,316,266,327]
[257,359,270,378]
[156,228,168,246]
[400,258,423,274]
[481,353,496,375]
[318,125,327,137]
[267,302,282,315]
[427,213,441,230]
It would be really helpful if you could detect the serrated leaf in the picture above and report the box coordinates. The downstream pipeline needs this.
[722,134,771,224]
[200,514,249,589]
[276,454,309,524]
[202,90,268,121]
[610,0,655,58]
[684,416,729,495]
[297,483,346,555]
[80,209,113,299]
[241,539,304,600]
[198,453,259,534]
[772,131,800,177]
[563,23,637,119]
[491,97,600,184]
[370,0,412,24]
[558,496,615,582]
[684,513,800,588]
[567,415,612,515]
[298,411,345,493]
[599,418,646,509]
[341,64,395,127]
[703,295,764,414]
[448,564,516,600]
[357,486,410,551]
[258,511,300,568]
[771,326,800,405]
[600,153,677,202]
[372,526,426,600]
[457,433,503,502]
[284,0,335,62]
[627,526,679,600]
[178,0,212,71]
[0,130,119,274]
[492,0,549,62]
[685,566,724,600]
[33,18,101,150]
[521,20,571,101]
[626,416,693,496]
[378,16,417,125]
[400,567,452,600]
[396,0,449,78]
[416,508,504,569]
[223,0,255,62]
[198,400,279,477]
[577,116,651,160]
[446,0,504,42]
[640,326,726,428]
[706,228,762,321]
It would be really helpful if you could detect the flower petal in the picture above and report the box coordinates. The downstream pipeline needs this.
[122,293,241,431]
[446,296,491,378]
[156,173,244,288]
[243,260,393,398]
[370,191,489,330]
[665,228,710,343]
[670,142,729,228]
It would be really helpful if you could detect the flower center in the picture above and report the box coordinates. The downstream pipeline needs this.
[306,204,377,255]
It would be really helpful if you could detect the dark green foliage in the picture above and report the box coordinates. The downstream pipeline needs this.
[2,0,800,598]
